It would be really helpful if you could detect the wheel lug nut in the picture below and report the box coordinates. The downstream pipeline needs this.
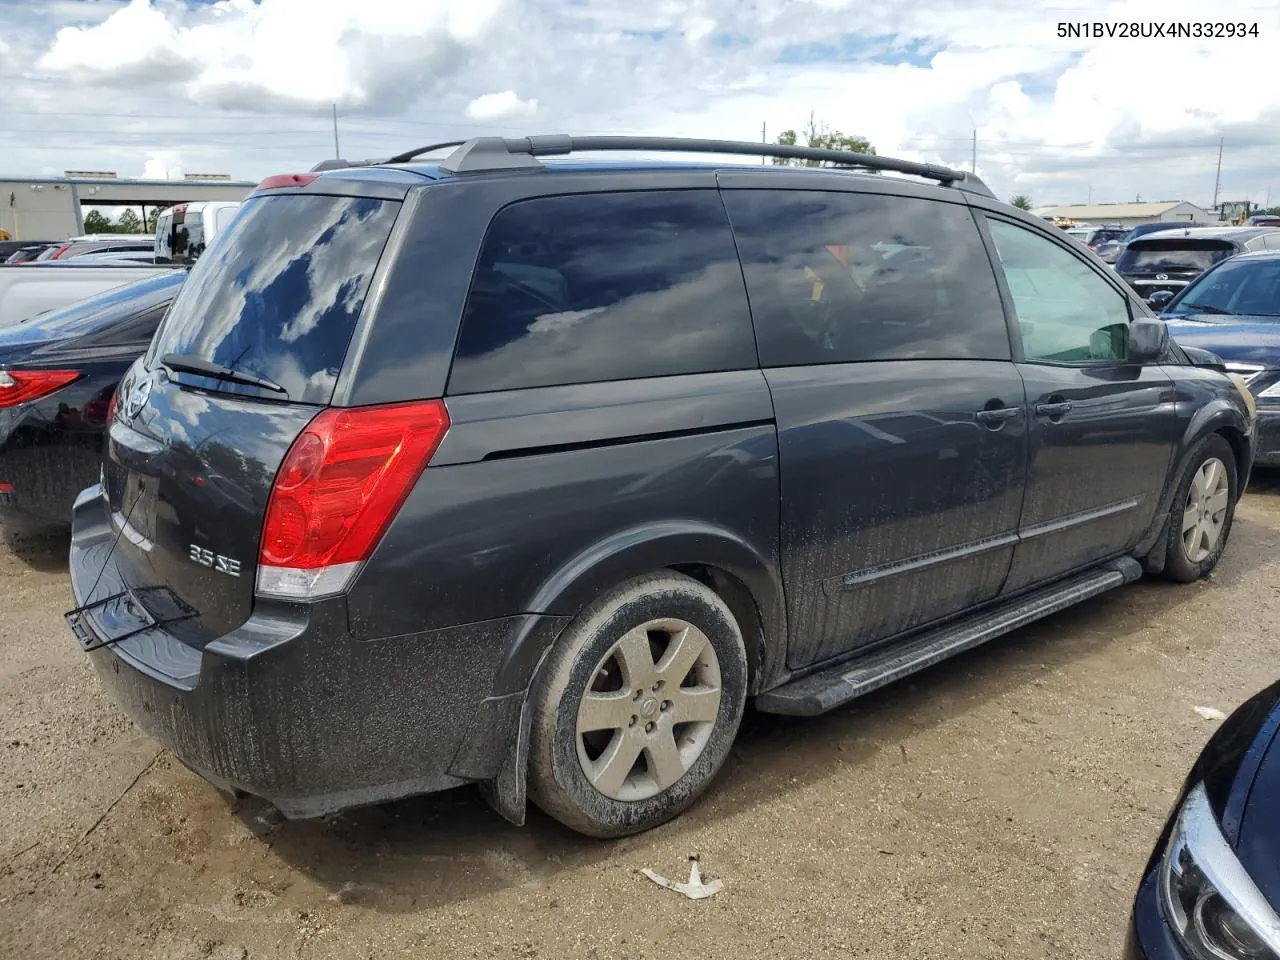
[645,721,655,733]
[629,716,637,727]
[660,700,671,711]
[653,680,664,691]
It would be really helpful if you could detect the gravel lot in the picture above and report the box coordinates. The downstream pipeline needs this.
[3,478,1280,960]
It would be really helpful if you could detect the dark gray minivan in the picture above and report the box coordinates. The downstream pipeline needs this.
[67,137,1257,837]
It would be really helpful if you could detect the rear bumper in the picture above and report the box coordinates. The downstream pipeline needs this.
[67,483,555,818]
[0,403,103,529]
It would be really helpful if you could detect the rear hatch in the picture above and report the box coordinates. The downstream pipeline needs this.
[1116,238,1237,297]
[100,189,403,645]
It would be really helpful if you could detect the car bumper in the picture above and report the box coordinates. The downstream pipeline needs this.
[1128,868,1189,960]
[1254,408,1280,467]
[67,483,560,818]
[0,404,103,529]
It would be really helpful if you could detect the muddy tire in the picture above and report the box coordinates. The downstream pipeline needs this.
[527,572,747,838]
[1160,435,1238,583]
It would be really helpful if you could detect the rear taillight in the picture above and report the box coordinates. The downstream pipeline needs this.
[48,244,73,260]
[0,369,81,407]
[106,389,119,423]
[256,399,450,601]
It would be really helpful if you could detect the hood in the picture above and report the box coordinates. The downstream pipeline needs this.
[1236,716,1280,909]
[1162,315,1280,367]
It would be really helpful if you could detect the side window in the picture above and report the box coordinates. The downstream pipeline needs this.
[448,191,756,394]
[722,190,1010,366]
[985,218,1131,364]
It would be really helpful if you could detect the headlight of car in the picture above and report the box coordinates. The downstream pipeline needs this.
[1161,783,1280,959]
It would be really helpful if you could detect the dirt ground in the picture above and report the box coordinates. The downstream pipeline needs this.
[3,481,1280,960]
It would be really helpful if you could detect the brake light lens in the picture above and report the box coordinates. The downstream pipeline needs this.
[49,244,73,260]
[104,388,119,424]
[256,173,318,192]
[0,369,81,407]
[256,399,450,600]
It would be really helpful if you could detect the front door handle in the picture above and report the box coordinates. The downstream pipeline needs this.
[1035,399,1073,421]
[975,406,1021,427]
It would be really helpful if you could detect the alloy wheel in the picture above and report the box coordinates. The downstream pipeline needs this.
[1182,457,1231,563]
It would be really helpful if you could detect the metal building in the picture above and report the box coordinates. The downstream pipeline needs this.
[0,171,257,241]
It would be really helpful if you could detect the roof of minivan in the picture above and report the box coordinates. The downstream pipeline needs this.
[391,158,928,180]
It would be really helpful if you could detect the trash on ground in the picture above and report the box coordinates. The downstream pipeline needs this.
[640,855,723,900]
[1193,705,1227,721]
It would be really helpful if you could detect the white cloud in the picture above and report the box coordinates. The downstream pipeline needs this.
[0,0,1277,207]
[465,90,538,122]
[141,153,184,181]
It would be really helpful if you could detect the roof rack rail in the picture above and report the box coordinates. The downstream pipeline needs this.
[311,142,466,173]
[384,135,994,198]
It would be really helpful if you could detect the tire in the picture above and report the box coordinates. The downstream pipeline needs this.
[1160,435,1239,583]
[527,572,748,838]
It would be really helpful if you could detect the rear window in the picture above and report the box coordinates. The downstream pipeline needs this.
[448,190,756,394]
[1118,240,1234,273]
[149,193,400,404]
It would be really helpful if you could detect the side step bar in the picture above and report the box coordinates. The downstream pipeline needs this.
[756,557,1143,717]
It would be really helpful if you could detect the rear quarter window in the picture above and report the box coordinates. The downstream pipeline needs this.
[149,193,400,404]
[447,190,757,394]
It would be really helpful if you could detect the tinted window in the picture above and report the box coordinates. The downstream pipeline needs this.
[150,194,399,403]
[986,219,1130,364]
[723,190,1009,366]
[448,191,756,394]
[1166,258,1280,318]
[1117,240,1235,274]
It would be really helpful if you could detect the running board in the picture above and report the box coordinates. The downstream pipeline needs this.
[756,557,1143,717]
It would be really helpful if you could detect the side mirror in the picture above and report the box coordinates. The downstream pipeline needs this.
[1128,319,1169,363]
[1146,290,1174,309]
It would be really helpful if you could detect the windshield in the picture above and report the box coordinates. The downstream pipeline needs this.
[1165,257,1280,318]
[1117,240,1235,274]
[148,193,400,404]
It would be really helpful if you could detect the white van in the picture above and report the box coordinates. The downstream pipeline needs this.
[154,201,241,265]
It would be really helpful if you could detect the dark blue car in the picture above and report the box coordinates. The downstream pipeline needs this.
[0,270,185,530]
[1127,680,1280,959]
[1162,251,1280,466]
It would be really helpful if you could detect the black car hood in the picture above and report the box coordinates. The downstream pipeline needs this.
[1163,315,1280,366]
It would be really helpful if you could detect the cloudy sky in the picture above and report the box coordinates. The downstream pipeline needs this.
[1,0,1278,209]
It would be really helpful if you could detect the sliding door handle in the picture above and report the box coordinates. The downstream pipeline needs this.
[1035,400,1073,421]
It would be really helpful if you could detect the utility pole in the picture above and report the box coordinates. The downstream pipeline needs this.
[971,129,977,173]
[761,121,766,164]
[332,103,341,159]
[1211,136,1223,212]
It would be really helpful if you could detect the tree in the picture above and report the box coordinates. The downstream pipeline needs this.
[116,208,142,234]
[774,112,876,168]
[83,210,113,233]
[1009,195,1033,210]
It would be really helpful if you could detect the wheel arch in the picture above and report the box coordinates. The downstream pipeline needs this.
[475,521,787,827]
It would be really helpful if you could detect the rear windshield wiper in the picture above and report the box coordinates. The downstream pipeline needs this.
[1178,302,1233,316]
[160,352,287,394]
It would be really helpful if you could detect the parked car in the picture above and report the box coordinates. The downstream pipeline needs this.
[1125,678,1280,959]
[0,239,55,262]
[44,236,155,262]
[1117,227,1280,306]
[1247,215,1280,227]
[1095,223,1195,264]
[0,271,184,530]
[1159,251,1280,467]
[0,261,176,328]
[154,201,241,265]
[67,136,1256,838]
[1066,223,1128,253]
[3,244,57,265]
